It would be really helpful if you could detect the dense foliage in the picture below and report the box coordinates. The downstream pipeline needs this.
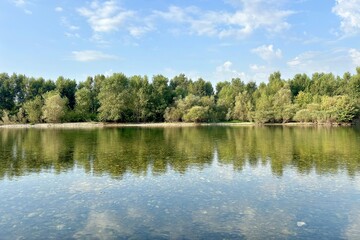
[1,68,360,124]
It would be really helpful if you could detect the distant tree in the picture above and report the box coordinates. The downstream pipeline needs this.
[170,74,190,99]
[295,91,313,108]
[216,78,245,120]
[11,73,27,107]
[309,73,337,96]
[23,96,43,123]
[149,75,172,122]
[98,73,131,122]
[75,87,93,120]
[26,77,56,101]
[56,76,77,110]
[1,68,360,124]
[294,109,312,123]
[253,93,274,124]
[129,75,151,122]
[0,73,15,111]
[349,70,360,99]
[273,86,292,122]
[42,91,68,123]
[189,78,214,97]
[233,91,253,121]
[267,71,284,95]
[321,95,358,123]
[289,73,310,97]
[183,106,209,123]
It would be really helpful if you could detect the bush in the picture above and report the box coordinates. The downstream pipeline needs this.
[183,106,209,123]
[294,109,312,122]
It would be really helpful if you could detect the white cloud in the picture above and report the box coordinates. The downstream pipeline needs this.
[349,49,360,66]
[65,32,80,38]
[154,1,293,38]
[252,45,282,61]
[78,0,135,33]
[72,50,117,62]
[12,0,32,14]
[55,7,63,12]
[250,64,266,71]
[104,69,114,76]
[13,0,26,7]
[287,51,321,69]
[332,0,360,35]
[215,61,246,81]
[24,9,32,15]
[249,64,272,83]
[61,17,79,31]
[217,61,234,72]
[127,21,154,38]
[287,51,317,67]
[285,49,355,77]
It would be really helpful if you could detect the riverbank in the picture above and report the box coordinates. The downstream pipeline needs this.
[0,122,257,129]
[0,121,340,129]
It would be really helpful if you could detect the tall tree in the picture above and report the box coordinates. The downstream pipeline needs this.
[0,73,15,112]
[23,96,43,123]
[149,74,172,122]
[129,75,151,122]
[56,76,77,110]
[289,73,310,97]
[170,74,190,99]
[98,73,131,122]
[42,91,68,123]
[189,78,214,97]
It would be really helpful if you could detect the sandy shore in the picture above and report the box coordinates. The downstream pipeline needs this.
[0,122,256,129]
[0,122,105,129]
[0,121,351,129]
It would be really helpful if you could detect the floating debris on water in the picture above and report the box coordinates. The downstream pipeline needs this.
[297,221,306,227]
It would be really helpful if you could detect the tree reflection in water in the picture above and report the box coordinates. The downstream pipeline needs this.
[1,126,360,179]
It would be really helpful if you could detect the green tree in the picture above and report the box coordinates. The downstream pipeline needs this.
[149,75,172,122]
[0,73,15,111]
[188,78,214,97]
[23,96,43,123]
[233,91,253,121]
[183,106,209,123]
[216,78,245,120]
[295,91,313,108]
[26,77,56,101]
[98,73,132,122]
[273,86,292,122]
[321,95,358,123]
[294,109,312,123]
[11,73,27,107]
[309,73,337,96]
[349,69,360,99]
[170,74,190,99]
[74,87,93,120]
[289,73,310,97]
[42,91,68,123]
[130,75,151,122]
[56,76,77,110]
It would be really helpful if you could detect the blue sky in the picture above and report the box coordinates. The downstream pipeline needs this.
[0,0,360,84]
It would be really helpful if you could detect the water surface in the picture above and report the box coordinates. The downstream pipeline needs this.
[1,126,360,239]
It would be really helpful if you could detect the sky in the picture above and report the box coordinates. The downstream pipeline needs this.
[0,0,360,84]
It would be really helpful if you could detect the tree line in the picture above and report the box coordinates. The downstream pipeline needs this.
[1,67,360,124]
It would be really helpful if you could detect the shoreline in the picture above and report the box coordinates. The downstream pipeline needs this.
[0,121,352,129]
[0,122,254,129]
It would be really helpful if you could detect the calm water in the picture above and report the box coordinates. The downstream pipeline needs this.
[1,126,360,239]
